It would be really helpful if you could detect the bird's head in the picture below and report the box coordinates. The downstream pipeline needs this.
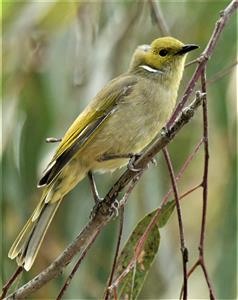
[129,37,198,80]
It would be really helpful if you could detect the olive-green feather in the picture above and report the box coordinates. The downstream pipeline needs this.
[38,75,137,186]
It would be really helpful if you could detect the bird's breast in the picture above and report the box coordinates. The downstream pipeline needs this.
[85,80,177,172]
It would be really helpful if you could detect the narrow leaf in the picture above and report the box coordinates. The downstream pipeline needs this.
[116,214,160,299]
[114,200,175,299]
[157,200,175,228]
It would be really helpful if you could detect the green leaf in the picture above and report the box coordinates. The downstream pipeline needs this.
[117,214,160,300]
[115,200,175,299]
[157,200,175,228]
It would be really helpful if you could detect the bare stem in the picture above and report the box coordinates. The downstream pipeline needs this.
[0,266,23,299]
[56,229,100,300]
[162,137,203,202]
[199,68,215,299]
[185,58,199,68]
[179,183,202,201]
[179,260,200,300]
[104,207,124,300]
[163,148,188,300]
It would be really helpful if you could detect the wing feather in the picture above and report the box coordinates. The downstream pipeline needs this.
[38,75,137,186]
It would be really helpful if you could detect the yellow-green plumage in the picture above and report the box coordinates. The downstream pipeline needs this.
[8,37,198,270]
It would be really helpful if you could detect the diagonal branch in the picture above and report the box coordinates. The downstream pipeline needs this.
[163,148,188,300]
[104,208,124,300]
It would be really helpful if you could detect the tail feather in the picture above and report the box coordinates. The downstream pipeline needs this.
[8,196,62,271]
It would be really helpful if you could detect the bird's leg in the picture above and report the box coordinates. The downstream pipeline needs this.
[88,170,120,219]
[88,171,103,204]
[45,137,62,143]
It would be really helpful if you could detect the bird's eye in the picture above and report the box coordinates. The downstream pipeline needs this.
[159,49,168,57]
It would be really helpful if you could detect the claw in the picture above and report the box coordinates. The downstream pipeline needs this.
[128,154,157,171]
[90,199,119,220]
[160,126,169,137]
[128,154,142,172]
[110,200,119,218]
[151,157,157,167]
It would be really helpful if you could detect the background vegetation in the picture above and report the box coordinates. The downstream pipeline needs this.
[1,1,237,298]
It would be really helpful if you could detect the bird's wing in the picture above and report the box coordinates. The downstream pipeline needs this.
[38,75,137,187]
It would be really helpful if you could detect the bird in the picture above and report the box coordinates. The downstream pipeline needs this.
[8,37,198,271]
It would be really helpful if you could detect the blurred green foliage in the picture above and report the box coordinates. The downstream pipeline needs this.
[1,1,237,299]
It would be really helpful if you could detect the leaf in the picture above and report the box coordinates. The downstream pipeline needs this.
[116,213,160,299]
[157,200,175,228]
[114,200,175,299]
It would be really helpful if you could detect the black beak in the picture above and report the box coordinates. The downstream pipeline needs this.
[176,44,199,55]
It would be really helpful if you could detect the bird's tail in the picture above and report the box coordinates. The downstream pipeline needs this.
[8,191,62,271]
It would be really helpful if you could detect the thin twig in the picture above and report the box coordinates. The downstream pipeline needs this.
[185,58,199,68]
[179,183,202,202]
[179,259,200,300]
[113,287,118,300]
[56,229,100,300]
[104,207,124,300]
[199,68,215,299]
[163,148,188,300]
[148,0,170,36]
[0,266,23,299]
[162,137,204,202]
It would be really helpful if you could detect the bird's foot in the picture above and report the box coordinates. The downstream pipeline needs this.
[128,154,157,171]
[160,126,170,138]
[110,200,120,218]
[127,154,142,171]
[90,198,119,220]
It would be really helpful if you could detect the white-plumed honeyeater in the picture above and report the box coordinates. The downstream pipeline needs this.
[8,37,198,270]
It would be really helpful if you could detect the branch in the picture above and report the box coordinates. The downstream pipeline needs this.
[5,92,204,300]
[56,229,100,300]
[0,267,23,299]
[163,148,188,300]
[104,208,124,300]
[199,68,215,299]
